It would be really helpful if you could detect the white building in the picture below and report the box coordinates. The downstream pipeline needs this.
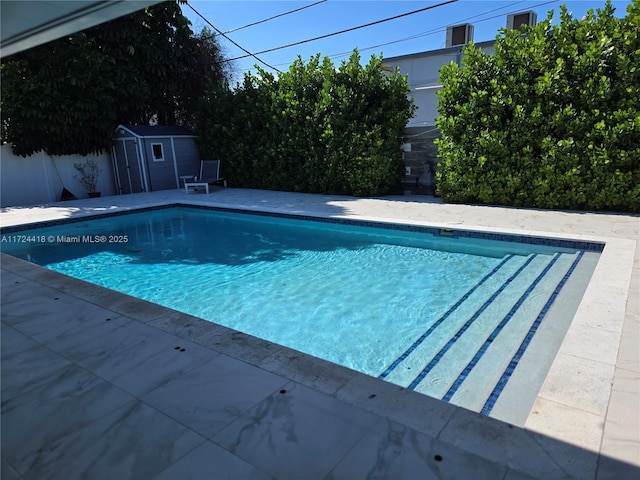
[383,39,496,129]
[382,12,536,193]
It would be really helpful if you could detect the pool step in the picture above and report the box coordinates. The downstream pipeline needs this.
[378,251,584,415]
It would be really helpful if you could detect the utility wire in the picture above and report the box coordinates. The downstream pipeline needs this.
[230,0,555,74]
[225,0,459,62]
[185,1,282,73]
[220,0,328,35]
[326,0,532,60]
[394,0,556,46]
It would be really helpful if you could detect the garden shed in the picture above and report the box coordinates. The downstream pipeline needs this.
[112,124,200,194]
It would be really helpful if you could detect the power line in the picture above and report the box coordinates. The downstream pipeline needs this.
[326,0,533,59]
[395,0,557,46]
[225,0,459,62]
[185,1,282,73]
[220,0,328,35]
[230,0,557,74]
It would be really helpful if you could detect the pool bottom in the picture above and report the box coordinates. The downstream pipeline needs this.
[0,251,577,428]
[6,245,600,427]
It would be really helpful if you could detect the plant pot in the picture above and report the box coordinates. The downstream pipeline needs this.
[88,192,101,198]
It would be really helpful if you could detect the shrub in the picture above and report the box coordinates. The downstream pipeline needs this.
[197,50,415,196]
[436,0,640,212]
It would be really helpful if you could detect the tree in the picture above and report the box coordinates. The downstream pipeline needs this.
[1,32,117,156]
[198,50,415,196]
[436,0,640,212]
[1,2,230,156]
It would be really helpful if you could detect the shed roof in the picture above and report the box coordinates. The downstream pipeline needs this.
[116,125,197,138]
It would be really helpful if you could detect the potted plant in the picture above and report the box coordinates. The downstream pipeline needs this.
[74,159,103,198]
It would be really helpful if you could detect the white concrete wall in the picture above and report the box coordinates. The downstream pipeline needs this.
[0,144,116,207]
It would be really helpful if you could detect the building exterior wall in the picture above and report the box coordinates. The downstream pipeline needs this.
[0,144,115,207]
[386,49,462,127]
[384,42,496,195]
[383,42,495,128]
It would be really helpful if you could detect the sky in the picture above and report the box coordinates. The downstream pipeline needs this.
[181,0,633,82]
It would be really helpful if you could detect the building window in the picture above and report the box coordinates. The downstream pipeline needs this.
[151,143,164,162]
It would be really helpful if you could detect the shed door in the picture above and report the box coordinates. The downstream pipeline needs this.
[114,139,144,194]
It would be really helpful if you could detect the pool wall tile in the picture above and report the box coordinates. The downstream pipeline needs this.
[0,202,605,253]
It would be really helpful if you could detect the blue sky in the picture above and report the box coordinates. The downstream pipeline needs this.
[182,0,632,82]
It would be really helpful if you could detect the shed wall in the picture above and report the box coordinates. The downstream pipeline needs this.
[111,131,200,193]
[142,138,177,191]
[173,138,200,178]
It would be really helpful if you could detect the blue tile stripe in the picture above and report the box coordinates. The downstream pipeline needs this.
[378,254,516,380]
[441,252,563,402]
[480,250,586,416]
[0,203,604,253]
[407,254,539,391]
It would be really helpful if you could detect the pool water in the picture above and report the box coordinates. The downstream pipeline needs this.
[1,206,600,415]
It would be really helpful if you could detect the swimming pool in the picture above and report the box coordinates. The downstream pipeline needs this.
[1,205,602,415]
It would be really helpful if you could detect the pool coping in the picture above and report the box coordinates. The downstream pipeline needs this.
[1,189,638,477]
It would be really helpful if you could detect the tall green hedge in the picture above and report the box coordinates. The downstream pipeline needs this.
[436,0,640,212]
[197,51,415,196]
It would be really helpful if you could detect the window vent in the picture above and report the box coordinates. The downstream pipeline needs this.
[507,11,537,31]
[446,24,474,47]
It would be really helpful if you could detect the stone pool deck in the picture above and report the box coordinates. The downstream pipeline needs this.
[1,188,638,479]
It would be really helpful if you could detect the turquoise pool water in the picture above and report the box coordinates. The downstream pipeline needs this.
[1,206,600,413]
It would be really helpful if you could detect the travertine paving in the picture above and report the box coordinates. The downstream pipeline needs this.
[1,188,638,479]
